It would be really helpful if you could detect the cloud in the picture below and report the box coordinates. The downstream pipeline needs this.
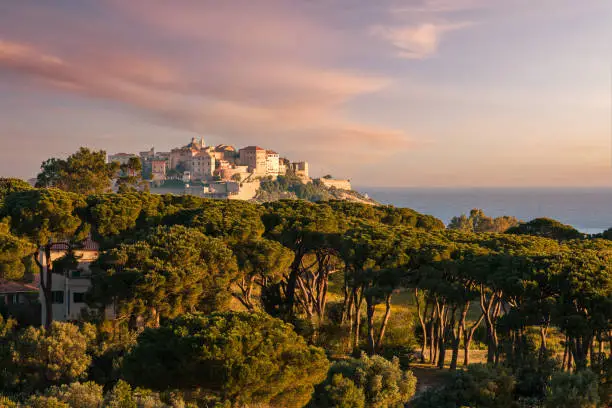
[391,0,490,14]
[0,35,409,163]
[371,21,474,59]
[0,0,431,178]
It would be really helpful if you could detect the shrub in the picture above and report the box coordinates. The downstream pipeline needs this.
[314,354,417,408]
[44,382,104,408]
[412,364,516,408]
[26,395,70,408]
[544,370,600,408]
[3,322,91,392]
[322,374,365,408]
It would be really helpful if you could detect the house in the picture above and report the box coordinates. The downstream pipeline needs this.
[39,237,112,325]
[0,278,40,325]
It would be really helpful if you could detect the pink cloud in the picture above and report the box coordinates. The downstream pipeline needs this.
[0,32,410,164]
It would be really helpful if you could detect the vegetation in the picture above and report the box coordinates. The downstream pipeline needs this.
[256,174,374,204]
[123,312,329,406]
[0,165,610,407]
[312,354,417,407]
[448,208,519,232]
[35,148,119,194]
[115,157,144,193]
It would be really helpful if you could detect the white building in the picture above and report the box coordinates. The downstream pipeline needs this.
[39,238,113,325]
[266,150,280,176]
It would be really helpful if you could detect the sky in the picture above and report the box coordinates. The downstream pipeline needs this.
[0,0,610,187]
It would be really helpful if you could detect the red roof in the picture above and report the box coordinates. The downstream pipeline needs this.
[0,280,38,294]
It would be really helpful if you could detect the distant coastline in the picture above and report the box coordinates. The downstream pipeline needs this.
[359,187,612,233]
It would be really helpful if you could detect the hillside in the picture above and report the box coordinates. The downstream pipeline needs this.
[254,174,378,204]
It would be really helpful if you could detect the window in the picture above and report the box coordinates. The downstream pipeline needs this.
[73,292,86,304]
[51,291,64,304]
[71,270,81,278]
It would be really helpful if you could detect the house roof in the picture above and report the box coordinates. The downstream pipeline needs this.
[241,146,265,151]
[51,236,99,252]
[0,280,38,294]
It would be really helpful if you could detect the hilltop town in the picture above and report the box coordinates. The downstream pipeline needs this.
[109,137,368,202]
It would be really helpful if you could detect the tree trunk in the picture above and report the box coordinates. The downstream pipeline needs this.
[539,325,548,361]
[562,334,569,371]
[366,294,376,355]
[429,307,438,364]
[436,301,447,369]
[450,302,469,371]
[284,247,304,318]
[480,287,499,364]
[375,293,392,352]
[463,312,484,367]
[415,289,428,363]
[352,287,363,352]
[35,245,54,328]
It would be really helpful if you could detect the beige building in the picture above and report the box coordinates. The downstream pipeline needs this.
[169,147,196,171]
[239,146,267,175]
[215,145,237,162]
[319,178,352,191]
[291,161,310,180]
[151,159,167,180]
[190,152,216,180]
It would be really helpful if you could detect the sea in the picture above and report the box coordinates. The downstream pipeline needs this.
[358,187,612,235]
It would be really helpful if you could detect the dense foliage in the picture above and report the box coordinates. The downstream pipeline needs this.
[123,312,330,407]
[0,173,610,407]
[35,148,119,195]
[312,354,417,408]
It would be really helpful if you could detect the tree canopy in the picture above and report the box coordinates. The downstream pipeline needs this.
[122,312,329,407]
[35,148,119,195]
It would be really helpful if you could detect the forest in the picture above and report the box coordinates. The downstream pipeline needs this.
[0,159,610,407]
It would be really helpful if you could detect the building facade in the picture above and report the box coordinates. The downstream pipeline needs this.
[151,159,167,180]
[239,146,267,175]
[291,161,310,180]
[266,150,280,176]
[38,239,113,325]
[190,152,216,180]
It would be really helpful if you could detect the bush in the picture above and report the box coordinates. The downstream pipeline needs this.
[322,374,365,408]
[2,322,92,392]
[26,395,70,408]
[412,364,516,408]
[313,354,417,408]
[544,370,600,408]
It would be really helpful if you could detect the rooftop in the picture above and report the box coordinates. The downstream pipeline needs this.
[0,279,38,294]
[51,236,99,252]
[241,146,265,151]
